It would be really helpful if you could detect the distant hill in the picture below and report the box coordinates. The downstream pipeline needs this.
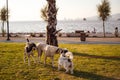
[87,13,120,21]
[110,13,120,20]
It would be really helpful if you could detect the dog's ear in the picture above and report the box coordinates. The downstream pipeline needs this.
[64,50,68,53]
[62,48,68,53]
[56,48,63,53]
[29,43,36,48]
[60,50,63,54]
[32,43,36,48]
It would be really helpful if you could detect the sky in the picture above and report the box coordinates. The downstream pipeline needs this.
[0,0,120,21]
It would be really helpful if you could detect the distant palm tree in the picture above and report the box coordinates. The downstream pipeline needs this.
[41,0,60,46]
[0,7,7,37]
[97,0,111,37]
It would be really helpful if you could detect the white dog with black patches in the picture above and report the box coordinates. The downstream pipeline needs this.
[37,43,62,67]
[58,49,74,74]
[24,38,37,66]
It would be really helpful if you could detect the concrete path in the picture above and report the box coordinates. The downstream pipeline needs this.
[0,37,120,44]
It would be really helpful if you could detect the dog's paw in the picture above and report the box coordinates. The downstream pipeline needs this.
[52,66,55,68]
[28,64,31,66]
[38,61,40,63]
[58,66,61,71]
[44,64,46,67]
[70,71,74,74]
[34,61,37,63]
[65,71,69,74]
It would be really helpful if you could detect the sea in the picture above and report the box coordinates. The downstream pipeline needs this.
[0,20,120,33]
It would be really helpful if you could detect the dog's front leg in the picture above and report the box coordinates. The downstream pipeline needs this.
[44,56,47,66]
[70,68,74,74]
[38,54,41,63]
[70,64,74,74]
[24,52,27,63]
[65,65,70,73]
[37,49,42,63]
[28,55,31,66]
[31,53,36,63]
[51,56,54,67]
[65,68,69,73]
[58,64,61,71]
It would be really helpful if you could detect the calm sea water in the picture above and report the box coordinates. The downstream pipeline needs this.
[0,20,120,33]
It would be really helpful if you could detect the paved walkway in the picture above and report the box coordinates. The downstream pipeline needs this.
[0,37,120,44]
[58,37,120,44]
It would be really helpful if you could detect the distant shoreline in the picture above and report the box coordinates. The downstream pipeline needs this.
[0,20,119,33]
[0,32,119,38]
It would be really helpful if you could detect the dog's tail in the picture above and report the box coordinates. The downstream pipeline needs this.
[26,38,30,46]
[26,38,29,43]
[65,52,73,60]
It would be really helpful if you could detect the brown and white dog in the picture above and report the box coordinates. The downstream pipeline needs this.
[24,38,37,66]
[58,49,74,74]
[37,43,62,67]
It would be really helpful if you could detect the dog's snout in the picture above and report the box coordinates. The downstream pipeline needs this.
[33,47,36,50]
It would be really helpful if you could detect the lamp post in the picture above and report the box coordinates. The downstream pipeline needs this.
[6,0,10,41]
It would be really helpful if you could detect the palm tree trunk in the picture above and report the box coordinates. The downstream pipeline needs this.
[46,0,58,46]
[6,0,10,40]
[103,20,106,37]
[2,21,5,37]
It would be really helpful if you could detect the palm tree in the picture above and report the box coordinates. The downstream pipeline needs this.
[41,0,60,46]
[97,0,111,37]
[0,7,7,37]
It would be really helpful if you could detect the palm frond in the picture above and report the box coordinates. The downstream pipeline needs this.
[97,0,111,21]
[41,5,48,22]
[0,7,8,21]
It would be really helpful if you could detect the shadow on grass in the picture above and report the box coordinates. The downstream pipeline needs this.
[72,70,118,80]
[30,61,119,80]
[73,52,120,61]
[43,63,118,80]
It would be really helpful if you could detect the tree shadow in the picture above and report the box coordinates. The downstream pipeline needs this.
[37,60,119,80]
[72,70,118,80]
[37,62,58,70]
[73,52,120,61]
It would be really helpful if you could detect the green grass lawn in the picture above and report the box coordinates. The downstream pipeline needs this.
[0,43,120,80]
